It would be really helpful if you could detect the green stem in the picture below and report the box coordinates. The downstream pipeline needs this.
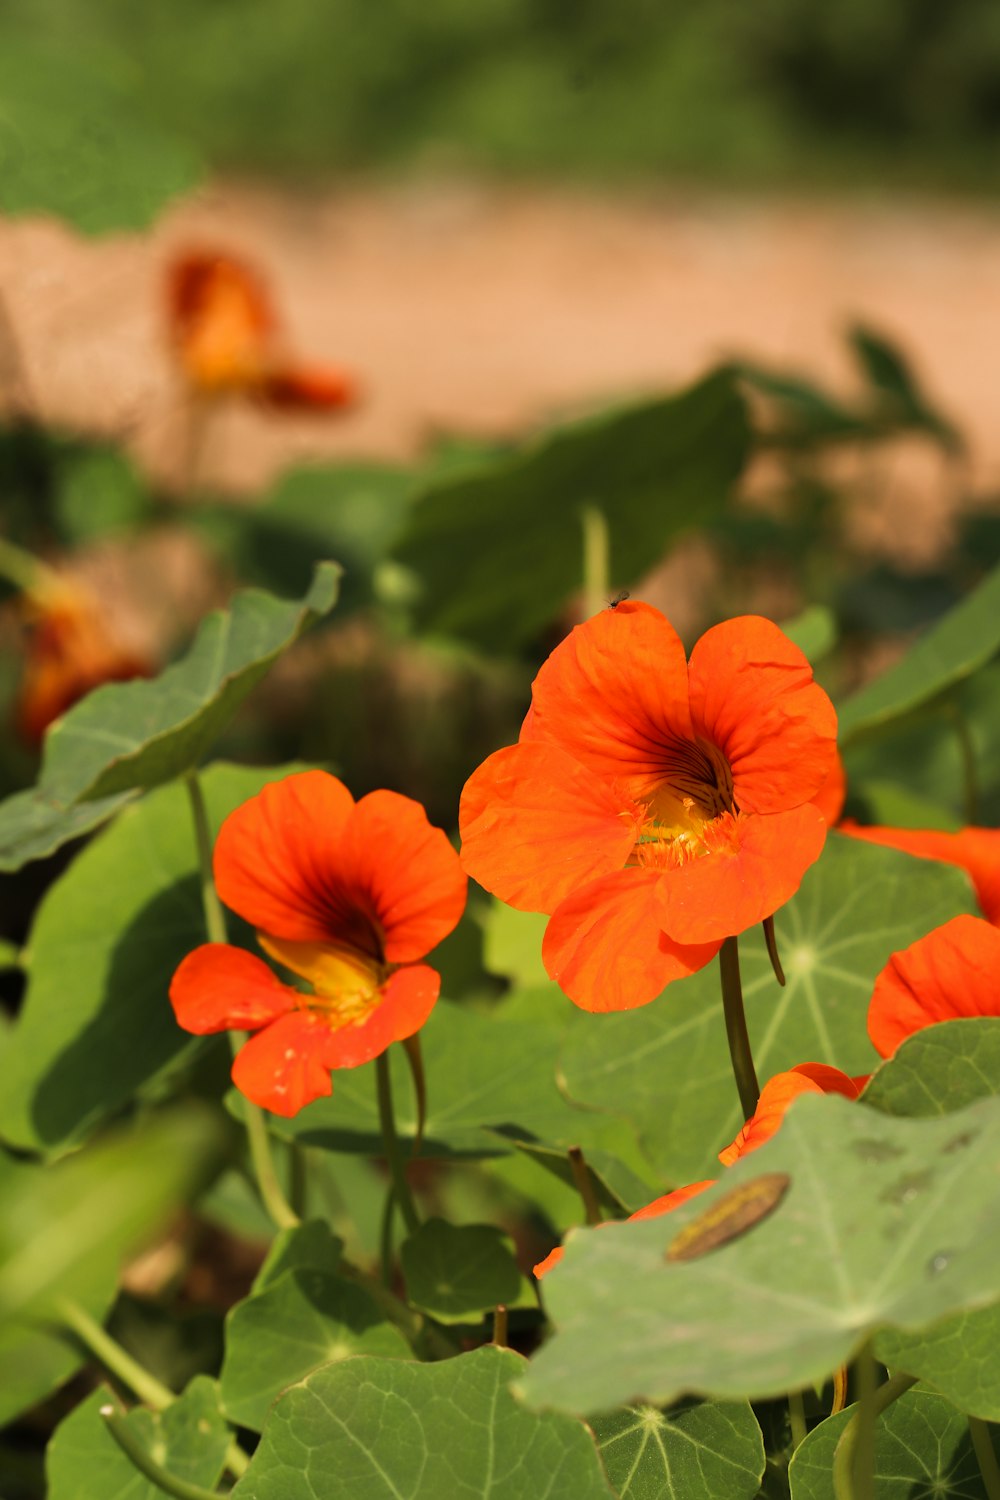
[100,1404,224,1500]
[718,937,760,1120]
[288,1144,308,1219]
[762,916,786,987]
[945,702,979,824]
[375,1050,420,1236]
[567,1145,603,1226]
[183,770,299,1233]
[832,1362,916,1500]
[402,1033,427,1155]
[970,1417,1000,1500]
[0,535,58,595]
[379,1184,397,1287]
[580,503,610,619]
[56,1298,173,1410]
[492,1305,509,1347]
[788,1390,808,1451]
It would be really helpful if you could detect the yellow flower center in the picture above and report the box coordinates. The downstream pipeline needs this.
[629,735,737,869]
[259,933,385,1029]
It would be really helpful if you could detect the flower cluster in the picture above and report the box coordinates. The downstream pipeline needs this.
[460,601,838,1011]
[170,772,467,1116]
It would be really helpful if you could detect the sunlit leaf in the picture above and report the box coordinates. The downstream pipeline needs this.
[591,1401,765,1500]
[863,1019,1000,1119]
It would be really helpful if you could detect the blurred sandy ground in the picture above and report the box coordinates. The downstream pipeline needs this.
[1,176,998,573]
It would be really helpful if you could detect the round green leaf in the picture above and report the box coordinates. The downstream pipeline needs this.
[252,1219,344,1294]
[0,763,294,1152]
[232,1346,618,1499]
[220,1270,412,1431]
[863,1019,1000,1118]
[401,1219,528,1324]
[788,1388,994,1499]
[519,1094,1000,1415]
[876,1306,1000,1423]
[591,1401,765,1500]
[46,1378,231,1500]
[559,836,975,1185]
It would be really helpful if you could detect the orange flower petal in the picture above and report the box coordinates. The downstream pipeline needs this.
[628,1179,715,1221]
[341,791,467,963]
[542,869,721,1011]
[258,365,358,411]
[656,804,827,945]
[867,913,1000,1057]
[719,1071,822,1165]
[214,771,358,942]
[459,743,640,914]
[168,252,274,393]
[169,944,296,1034]
[791,1061,862,1099]
[525,601,695,788]
[688,616,838,815]
[840,822,1000,926]
[232,1011,337,1117]
[323,964,441,1069]
[811,751,847,827]
[532,1245,565,1278]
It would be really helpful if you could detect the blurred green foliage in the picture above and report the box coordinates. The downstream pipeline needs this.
[3,0,1000,191]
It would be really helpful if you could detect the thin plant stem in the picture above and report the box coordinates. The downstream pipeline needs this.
[183,770,299,1233]
[580,503,610,619]
[567,1145,603,1226]
[401,1033,427,1155]
[718,937,760,1120]
[288,1143,308,1219]
[379,1185,397,1287]
[0,535,59,596]
[375,1049,421,1236]
[969,1417,1000,1500]
[100,1404,223,1500]
[832,1363,917,1500]
[762,916,786,987]
[492,1305,509,1347]
[787,1390,808,1452]
[56,1298,173,1410]
[944,702,980,824]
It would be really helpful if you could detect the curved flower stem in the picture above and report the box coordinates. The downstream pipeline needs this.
[718,937,760,1120]
[831,1358,916,1500]
[580,503,610,619]
[567,1145,603,1226]
[376,1049,421,1237]
[402,1033,427,1156]
[183,770,299,1233]
[56,1298,173,1410]
[970,1417,1000,1500]
[762,916,786,987]
[379,1185,397,1287]
[787,1390,808,1451]
[100,1404,223,1500]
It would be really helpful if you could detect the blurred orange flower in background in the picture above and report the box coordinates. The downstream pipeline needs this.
[14,581,152,746]
[167,251,359,413]
[867,912,1000,1058]
[841,820,1000,926]
[170,771,467,1116]
[461,601,838,1012]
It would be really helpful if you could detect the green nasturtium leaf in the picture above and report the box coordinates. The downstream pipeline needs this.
[252,1219,344,1294]
[401,1219,530,1324]
[559,836,975,1186]
[863,1019,1000,1119]
[0,37,201,233]
[232,1346,618,1499]
[0,763,294,1153]
[591,1401,765,1500]
[391,367,749,651]
[220,1269,412,1432]
[46,1378,231,1500]
[0,1105,229,1426]
[777,605,838,665]
[519,1094,1000,1415]
[273,996,661,1213]
[837,557,1000,743]
[876,1307,1000,1423]
[481,901,549,988]
[0,564,339,873]
[787,1388,994,1499]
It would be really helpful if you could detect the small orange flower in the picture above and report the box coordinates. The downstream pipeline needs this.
[867,913,1000,1059]
[718,1062,863,1165]
[14,582,151,746]
[167,251,358,413]
[840,821,1000,927]
[532,1180,715,1278]
[170,771,467,1116]
[461,602,838,1011]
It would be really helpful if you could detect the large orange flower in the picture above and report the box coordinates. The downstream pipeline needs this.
[461,602,837,1011]
[841,821,1000,926]
[167,251,358,412]
[14,581,151,746]
[170,771,467,1116]
[867,913,1000,1058]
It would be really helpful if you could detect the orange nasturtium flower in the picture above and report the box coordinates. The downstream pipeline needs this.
[461,601,838,1011]
[533,1061,858,1277]
[841,821,1000,927]
[14,581,151,746]
[167,251,358,412]
[170,772,467,1117]
[867,913,1000,1059]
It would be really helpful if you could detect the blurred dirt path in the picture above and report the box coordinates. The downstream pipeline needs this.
[1,177,998,514]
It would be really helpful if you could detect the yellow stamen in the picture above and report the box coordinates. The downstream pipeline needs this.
[259,934,384,1029]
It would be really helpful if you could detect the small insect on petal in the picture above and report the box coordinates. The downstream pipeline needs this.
[665,1171,791,1263]
[607,589,631,610]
